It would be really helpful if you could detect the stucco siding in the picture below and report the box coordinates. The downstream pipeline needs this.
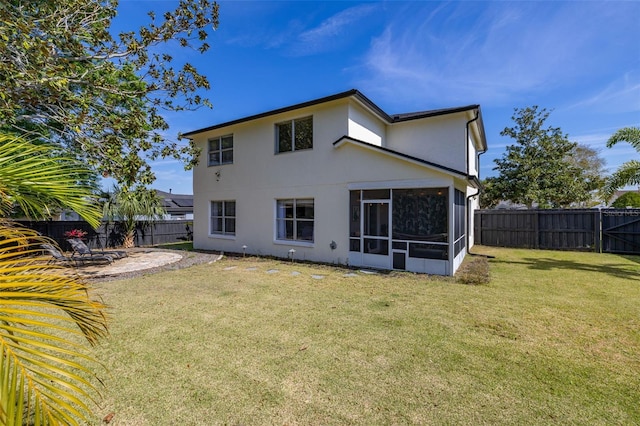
[386,114,467,174]
[467,135,478,177]
[347,101,385,146]
[189,92,487,275]
[193,136,461,273]
[467,189,480,248]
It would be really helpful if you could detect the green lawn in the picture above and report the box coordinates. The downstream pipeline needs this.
[88,247,640,425]
[150,241,194,251]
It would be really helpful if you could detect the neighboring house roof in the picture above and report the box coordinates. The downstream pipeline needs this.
[155,190,194,215]
[182,89,487,151]
[333,135,480,188]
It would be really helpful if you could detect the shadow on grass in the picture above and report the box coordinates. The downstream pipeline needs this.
[491,257,640,281]
[618,254,640,265]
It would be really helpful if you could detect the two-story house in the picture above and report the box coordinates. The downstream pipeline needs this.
[184,89,487,275]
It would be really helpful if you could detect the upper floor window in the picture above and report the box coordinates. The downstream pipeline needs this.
[208,135,233,166]
[276,116,313,153]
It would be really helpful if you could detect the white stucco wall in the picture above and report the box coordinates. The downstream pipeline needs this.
[467,190,480,248]
[386,113,468,175]
[191,98,480,275]
[347,101,386,146]
[467,133,478,177]
[467,115,485,177]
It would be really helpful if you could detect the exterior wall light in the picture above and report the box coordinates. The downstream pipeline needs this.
[330,241,337,250]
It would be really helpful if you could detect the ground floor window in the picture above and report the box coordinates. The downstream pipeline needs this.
[350,188,452,261]
[276,199,314,242]
[210,200,236,236]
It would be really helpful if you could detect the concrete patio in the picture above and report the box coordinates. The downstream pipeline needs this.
[73,249,184,278]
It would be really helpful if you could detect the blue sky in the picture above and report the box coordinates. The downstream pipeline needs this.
[115,0,640,195]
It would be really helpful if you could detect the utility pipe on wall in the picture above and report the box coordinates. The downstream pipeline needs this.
[464,109,489,256]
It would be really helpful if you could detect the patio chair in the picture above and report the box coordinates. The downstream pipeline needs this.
[65,239,114,264]
[42,244,80,266]
[67,238,126,260]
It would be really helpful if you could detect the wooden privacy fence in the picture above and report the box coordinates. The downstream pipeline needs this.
[474,209,640,255]
[601,210,640,255]
[16,220,193,252]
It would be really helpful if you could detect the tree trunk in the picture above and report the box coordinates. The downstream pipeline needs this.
[123,232,135,248]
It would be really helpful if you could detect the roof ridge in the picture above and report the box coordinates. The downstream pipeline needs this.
[182,89,482,138]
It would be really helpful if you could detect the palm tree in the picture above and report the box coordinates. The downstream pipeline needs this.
[0,133,108,425]
[603,127,640,200]
[102,185,166,248]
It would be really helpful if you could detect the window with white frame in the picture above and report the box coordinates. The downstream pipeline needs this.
[276,199,314,242]
[210,200,236,236]
[208,135,233,166]
[275,116,313,153]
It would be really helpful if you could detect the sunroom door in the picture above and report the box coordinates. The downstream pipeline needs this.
[361,201,391,269]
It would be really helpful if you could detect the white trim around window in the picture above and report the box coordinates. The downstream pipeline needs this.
[274,198,314,246]
[209,200,236,239]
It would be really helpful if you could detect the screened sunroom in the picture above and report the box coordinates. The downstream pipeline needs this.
[348,187,466,275]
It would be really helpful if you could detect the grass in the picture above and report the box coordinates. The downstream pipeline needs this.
[87,247,640,425]
[149,241,194,251]
[455,255,491,284]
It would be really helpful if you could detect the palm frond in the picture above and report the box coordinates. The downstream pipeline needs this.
[606,126,640,151]
[603,160,640,200]
[0,134,101,228]
[0,222,108,425]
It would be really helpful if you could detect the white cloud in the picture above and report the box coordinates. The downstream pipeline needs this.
[223,3,378,56]
[298,5,375,47]
[355,2,640,110]
[289,4,377,56]
[568,72,640,114]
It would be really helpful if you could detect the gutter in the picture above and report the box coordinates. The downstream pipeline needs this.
[464,110,493,257]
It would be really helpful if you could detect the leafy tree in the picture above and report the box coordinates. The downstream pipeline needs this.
[486,106,603,208]
[611,192,640,208]
[566,144,607,207]
[479,178,500,209]
[0,0,219,186]
[102,185,166,248]
[0,133,107,425]
[603,127,640,200]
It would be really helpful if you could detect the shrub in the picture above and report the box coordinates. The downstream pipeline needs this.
[456,256,490,285]
[64,229,88,239]
[611,192,640,208]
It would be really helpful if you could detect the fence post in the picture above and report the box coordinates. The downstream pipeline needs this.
[595,209,602,253]
[534,210,539,249]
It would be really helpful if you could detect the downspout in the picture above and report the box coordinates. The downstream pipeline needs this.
[464,109,491,256]
[465,110,479,178]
